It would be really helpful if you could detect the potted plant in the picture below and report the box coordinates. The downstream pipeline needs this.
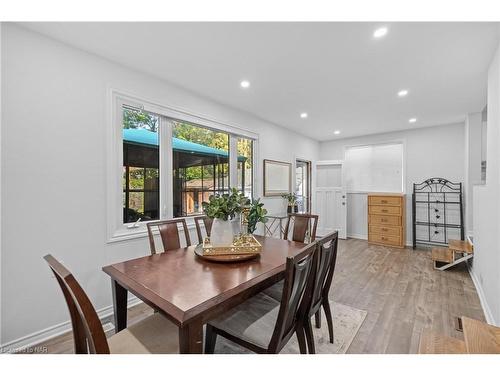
[245,199,268,235]
[202,188,249,246]
[281,192,299,214]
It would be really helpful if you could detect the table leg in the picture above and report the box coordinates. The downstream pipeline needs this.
[178,318,204,354]
[111,279,128,333]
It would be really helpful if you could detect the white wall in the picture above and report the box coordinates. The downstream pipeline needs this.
[471,41,500,325]
[0,24,319,347]
[464,112,483,235]
[0,22,3,346]
[319,123,466,243]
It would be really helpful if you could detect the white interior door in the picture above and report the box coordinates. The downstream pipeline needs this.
[314,161,347,239]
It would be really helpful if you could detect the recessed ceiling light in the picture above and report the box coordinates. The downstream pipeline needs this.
[409,118,417,123]
[373,27,388,39]
[334,130,341,135]
[240,80,250,88]
[300,112,308,119]
[398,89,409,97]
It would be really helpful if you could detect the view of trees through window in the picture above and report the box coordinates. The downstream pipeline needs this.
[173,121,230,217]
[238,137,253,198]
[122,108,160,223]
[122,107,254,222]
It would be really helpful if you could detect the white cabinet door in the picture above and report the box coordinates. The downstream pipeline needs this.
[314,161,347,239]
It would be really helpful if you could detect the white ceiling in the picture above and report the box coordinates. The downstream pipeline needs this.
[20,22,500,140]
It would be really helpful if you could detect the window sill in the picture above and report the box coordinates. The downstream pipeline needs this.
[107,219,198,244]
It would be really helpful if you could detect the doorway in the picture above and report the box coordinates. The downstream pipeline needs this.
[315,160,347,239]
[295,159,312,213]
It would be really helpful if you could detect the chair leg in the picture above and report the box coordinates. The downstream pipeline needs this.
[295,326,308,354]
[315,310,321,329]
[204,324,217,354]
[304,317,316,354]
[322,300,334,344]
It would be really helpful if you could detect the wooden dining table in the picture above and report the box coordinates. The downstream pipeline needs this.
[102,235,306,353]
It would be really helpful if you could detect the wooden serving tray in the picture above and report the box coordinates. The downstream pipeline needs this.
[201,235,262,256]
[194,244,260,263]
[194,235,262,263]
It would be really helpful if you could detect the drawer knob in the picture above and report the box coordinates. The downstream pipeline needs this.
[381,200,388,203]
[382,209,388,213]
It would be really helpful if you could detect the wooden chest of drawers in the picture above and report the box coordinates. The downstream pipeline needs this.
[368,193,406,248]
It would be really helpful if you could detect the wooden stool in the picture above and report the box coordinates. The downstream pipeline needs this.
[432,239,474,271]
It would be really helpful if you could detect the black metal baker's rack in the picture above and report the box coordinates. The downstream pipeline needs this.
[412,178,464,249]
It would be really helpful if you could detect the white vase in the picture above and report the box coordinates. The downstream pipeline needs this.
[231,214,241,236]
[211,218,239,246]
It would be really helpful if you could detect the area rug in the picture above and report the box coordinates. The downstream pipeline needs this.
[214,301,367,354]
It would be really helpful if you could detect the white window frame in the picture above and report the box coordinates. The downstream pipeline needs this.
[107,89,259,243]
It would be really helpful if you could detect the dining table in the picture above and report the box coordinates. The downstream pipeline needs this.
[102,235,307,353]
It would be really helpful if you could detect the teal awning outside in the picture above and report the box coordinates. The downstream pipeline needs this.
[123,128,246,161]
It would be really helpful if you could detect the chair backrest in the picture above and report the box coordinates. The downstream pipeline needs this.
[194,215,213,244]
[146,218,191,254]
[44,254,110,354]
[310,231,339,312]
[268,242,318,352]
[283,213,319,243]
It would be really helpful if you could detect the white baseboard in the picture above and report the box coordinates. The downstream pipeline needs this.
[347,233,414,248]
[0,296,141,353]
[347,233,367,240]
[467,264,497,326]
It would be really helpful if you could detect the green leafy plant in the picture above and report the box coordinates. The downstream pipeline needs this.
[281,192,298,206]
[202,188,250,221]
[246,199,268,234]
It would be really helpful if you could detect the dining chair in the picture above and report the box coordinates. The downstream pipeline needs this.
[146,218,191,255]
[283,213,319,243]
[204,242,318,354]
[261,231,339,353]
[44,254,179,354]
[262,213,319,302]
[194,215,213,244]
[302,231,339,354]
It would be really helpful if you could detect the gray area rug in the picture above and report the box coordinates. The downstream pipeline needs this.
[214,302,367,354]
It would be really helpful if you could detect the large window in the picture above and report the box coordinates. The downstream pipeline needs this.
[344,142,404,193]
[172,121,230,217]
[122,108,160,223]
[237,137,253,198]
[114,94,257,232]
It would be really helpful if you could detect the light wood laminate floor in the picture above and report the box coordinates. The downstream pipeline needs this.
[31,239,485,354]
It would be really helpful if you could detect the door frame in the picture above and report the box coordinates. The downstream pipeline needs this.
[294,157,312,213]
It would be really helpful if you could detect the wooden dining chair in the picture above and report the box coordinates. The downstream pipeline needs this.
[204,242,318,354]
[283,213,319,243]
[262,213,319,302]
[146,218,191,255]
[194,215,213,244]
[44,254,179,354]
[261,231,339,353]
[303,231,339,354]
